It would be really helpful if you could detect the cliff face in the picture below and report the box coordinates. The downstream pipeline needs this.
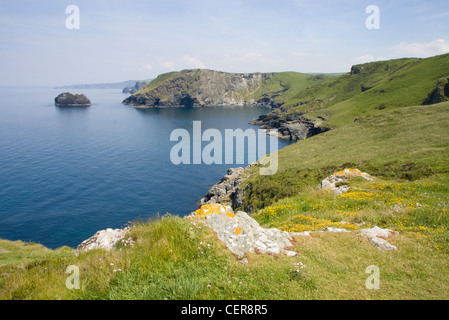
[249,111,330,141]
[122,69,278,108]
[122,81,151,94]
[422,77,449,105]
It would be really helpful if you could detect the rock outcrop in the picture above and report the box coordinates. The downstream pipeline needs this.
[320,168,373,195]
[291,225,398,251]
[122,81,150,94]
[76,227,130,255]
[359,226,398,251]
[55,92,91,107]
[200,167,248,206]
[249,111,329,141]
[422,77,449,105]
[123,69,278,108]
[190,204,297,260]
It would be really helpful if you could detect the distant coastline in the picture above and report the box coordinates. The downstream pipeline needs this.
[54,80,144,90]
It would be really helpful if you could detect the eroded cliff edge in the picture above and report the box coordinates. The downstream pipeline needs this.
[122,69,279,108]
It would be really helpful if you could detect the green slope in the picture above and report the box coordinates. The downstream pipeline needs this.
[237,53,449,212]
[281,53,449,128]
[249,71,339,106]
[242,101,449,211]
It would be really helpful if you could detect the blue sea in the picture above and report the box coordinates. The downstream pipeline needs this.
[0,86,291,249]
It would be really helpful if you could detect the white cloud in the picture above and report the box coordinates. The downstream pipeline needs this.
[162,60,175,70]
[182,55,206,69]
[393,39,449,58]
[236,52,276,65]
[355,54,386,64]
[139,64,153,72]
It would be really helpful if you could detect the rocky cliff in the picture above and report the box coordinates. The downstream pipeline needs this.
[422,77,449,105]
[200,167,249,208]
[122,69,278,108]
[122,81,151,94]
[249,111,330,141]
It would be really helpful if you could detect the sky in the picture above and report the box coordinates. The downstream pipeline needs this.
[0,0,448,86]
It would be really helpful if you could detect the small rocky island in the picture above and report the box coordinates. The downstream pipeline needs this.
[54,92,91,107]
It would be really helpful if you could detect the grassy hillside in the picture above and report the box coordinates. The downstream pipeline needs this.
[266,53,449,128]
[241,101,449,211]
[250,72,338,105]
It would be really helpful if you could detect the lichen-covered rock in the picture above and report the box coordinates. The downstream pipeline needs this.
[320,168,373,194]
[76,227,129,254]
[55,92,91,107]
[359,226,398,251]
[192,203,296,259]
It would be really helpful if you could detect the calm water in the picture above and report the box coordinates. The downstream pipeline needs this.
[0,86,291,249]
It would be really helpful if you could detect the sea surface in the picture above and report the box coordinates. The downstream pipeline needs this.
[0,86,291,249]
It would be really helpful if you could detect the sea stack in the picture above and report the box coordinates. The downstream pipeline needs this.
[55,92,91,107]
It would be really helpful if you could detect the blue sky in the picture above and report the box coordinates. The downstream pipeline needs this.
[1,0,448,86]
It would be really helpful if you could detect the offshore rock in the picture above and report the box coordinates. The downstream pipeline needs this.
[55,92,91,107]
[122,81,150,94]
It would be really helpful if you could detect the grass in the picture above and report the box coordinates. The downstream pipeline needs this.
[250,72,337,106]
[240,101,449,211]
[0,240,72,266]
[257,53,449,129]
[254,176,449,252]
[2,211,449,299]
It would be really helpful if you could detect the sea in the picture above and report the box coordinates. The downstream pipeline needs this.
[0,86,291,249]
